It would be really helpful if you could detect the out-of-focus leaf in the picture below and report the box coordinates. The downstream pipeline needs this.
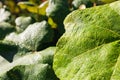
[79,4,86,9]
[53,1,120,80]
[27,6,38,14]
[18,1,48,15]
[100,0,117,3]
[5,21,54,51]
[72,0,117,9]
[4,0,20,14]
[0,47,58,80]
[0,8,11,22]
[18,2,36,10]
[0,41,18,62]
[46,0,70,38]
[6,64,49,80]
[0,2,2,8]
[29,0,42,4]
[48,17,57,29]
[0,56,9,70]
[15,16,35,32]
[90,0,117,5]
[0,22,15,39]
[18,1,38,14]
[38,1,48,15]
[72,0,92,9]
[46,0,69,22]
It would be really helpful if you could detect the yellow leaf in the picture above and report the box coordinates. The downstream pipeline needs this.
[38,1,48,15]
[48,17,57,29]
[18,1,49,15]
[18,2,36,10]
[27,6,38,13]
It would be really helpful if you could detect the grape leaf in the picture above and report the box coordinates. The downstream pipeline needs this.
[53,1,120,80]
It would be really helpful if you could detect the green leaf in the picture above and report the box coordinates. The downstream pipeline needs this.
[48,17,57,29]
[38,1,48,15]
[4,21,54,51]
[0,47,58,80]
[0,55,10,71]
[53,1,120,80]
[18,1,48,15]
[15,16,35,32]
[18,2,36,10]
[5,64,49,80]
[18,1,39,14]
[100,0,117,3]
[46,0,70,37]
[0,7,11,22]
[46,0,69,22]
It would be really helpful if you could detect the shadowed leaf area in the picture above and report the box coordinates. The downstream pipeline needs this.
[0,42,18,62]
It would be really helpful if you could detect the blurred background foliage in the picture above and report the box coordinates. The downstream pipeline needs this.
[0,0,117,15]
[0,0,117,44]
[0,0,117,23]
[0,0,67,46]
[0,0,48,21]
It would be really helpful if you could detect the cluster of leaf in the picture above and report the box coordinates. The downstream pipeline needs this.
[0,0,71,42]
[0,0,70,79]
[0,8,58,80]
[0,0,119,80]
